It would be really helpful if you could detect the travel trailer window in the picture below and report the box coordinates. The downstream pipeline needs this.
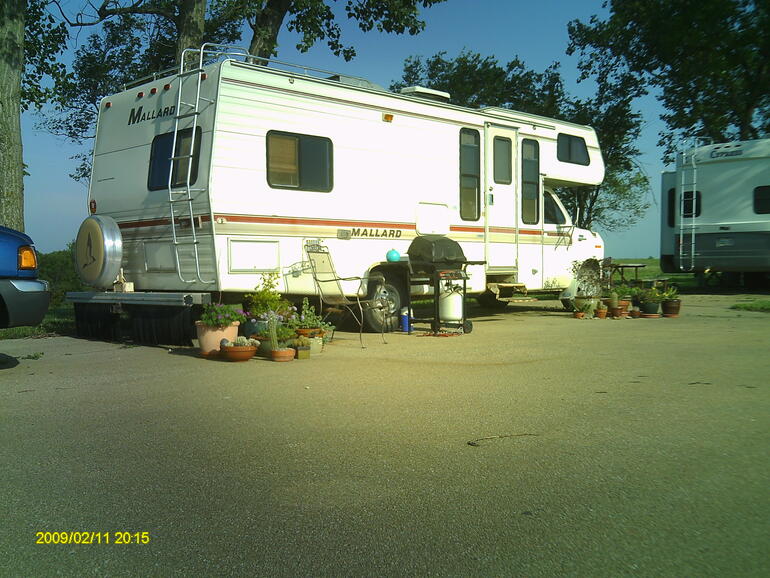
[682,190,701,217]
[148,127,201,191]
[266,131,333,192]
[754,186,770,214]
[557,133,590,165]
[493,136,512,184]
[521,139,540,224]
[544,192,566,225]
[667,188,676,227]
[459,128,480,220]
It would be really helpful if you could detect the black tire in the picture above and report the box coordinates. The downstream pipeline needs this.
[364,274,405,333]
[476,290,508,310]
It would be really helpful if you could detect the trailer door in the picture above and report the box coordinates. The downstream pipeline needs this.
[484,124,518,271]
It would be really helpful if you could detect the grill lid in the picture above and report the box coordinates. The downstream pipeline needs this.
[407,235,466,264]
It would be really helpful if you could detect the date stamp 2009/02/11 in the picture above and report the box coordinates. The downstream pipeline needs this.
[35,531,150,545]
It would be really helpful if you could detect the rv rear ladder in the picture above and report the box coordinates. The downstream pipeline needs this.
[678,146,698,272]
[166,45,218,285]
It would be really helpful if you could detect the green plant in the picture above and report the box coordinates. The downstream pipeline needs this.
[595,300,607,311]
[225,336,259,347]
[660,286,679,300]
[579,300,595,315]
[638,287,663,304]
[292,335,311,348]
[199,303,246,328]
[243,273,293,317]
[292,297,325,329]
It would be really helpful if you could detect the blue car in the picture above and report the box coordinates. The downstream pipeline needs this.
[0,225,50,328]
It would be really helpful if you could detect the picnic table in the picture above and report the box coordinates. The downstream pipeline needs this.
[609,263,646,285]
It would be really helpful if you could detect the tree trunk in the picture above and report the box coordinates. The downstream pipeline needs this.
[248,0,291,61]
[176,0,207,66]
[0,0,26,231]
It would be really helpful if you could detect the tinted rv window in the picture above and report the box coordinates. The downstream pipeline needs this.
[682,190,701,217]
[544,192,566,225]
[267,131,333,192]
[148,127,202,191]
[667,188,676,227]
[493,136,512,184]
[521,139,539,225]
[754,186,770,214]
[557,133,590,166]
[459,128,480,221]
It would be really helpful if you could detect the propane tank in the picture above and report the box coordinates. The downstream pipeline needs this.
[438,282,464,322]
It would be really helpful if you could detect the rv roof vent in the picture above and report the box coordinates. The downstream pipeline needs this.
[327,74,385,92]
[399,86,451,103]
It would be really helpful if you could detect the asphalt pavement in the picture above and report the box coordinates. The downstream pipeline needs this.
[1,294,768,576]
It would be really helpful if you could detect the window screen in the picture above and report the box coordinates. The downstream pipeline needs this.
[148,127,202,191]
[557,133,590,166]
[267,131,333,192]
[521,139,540,225]
[754,186,770,214]
[667,188,676,227]
[493,136,512,184]
[459,128,480,221]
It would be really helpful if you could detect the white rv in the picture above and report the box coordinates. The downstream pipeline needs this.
[660,138,770,281]
[70,45,606,342]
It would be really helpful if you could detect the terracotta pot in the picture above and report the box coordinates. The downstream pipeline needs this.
[270,348,295,362]
[221,345,257,362]
[630,309,641,318]
[594,308,608,319]
[573,311,585,319]
[661,299,682,317]
[608,306,622,318]
[295,328,324,338]
[196,321,239,357]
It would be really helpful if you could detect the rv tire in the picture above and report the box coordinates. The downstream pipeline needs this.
[477,290,509,310]
[364,274,404,333]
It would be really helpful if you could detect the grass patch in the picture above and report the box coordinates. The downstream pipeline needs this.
[731,300,770,313]
[0,304,77,340]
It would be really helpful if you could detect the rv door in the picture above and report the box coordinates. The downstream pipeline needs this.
[483,124,518,271]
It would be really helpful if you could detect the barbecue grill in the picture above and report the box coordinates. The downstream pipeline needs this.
[403,235,484,333]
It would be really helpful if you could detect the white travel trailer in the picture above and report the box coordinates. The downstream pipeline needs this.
[70,45,606,342]
[660,138,770,282]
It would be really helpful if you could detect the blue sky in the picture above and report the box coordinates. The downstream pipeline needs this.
[22,0,668,256]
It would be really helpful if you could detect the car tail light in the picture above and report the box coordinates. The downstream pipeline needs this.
[18,246,37,270]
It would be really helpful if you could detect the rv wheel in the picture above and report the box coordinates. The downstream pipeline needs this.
[364,275,404,333]
[476,290,509,310]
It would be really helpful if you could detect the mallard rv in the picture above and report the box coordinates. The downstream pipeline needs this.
[69,45,606,343]
[660,138,770,283]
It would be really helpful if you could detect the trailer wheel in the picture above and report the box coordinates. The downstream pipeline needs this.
[364,274,404,333]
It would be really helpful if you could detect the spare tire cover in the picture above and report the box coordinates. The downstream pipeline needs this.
[74,215,123,289]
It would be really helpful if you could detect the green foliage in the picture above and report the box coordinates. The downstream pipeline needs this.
[568,0,770,161]
[199,303,246,328]
[37,243,87,308]
[243,273,293,317]
[291,297,325,329]
[638,287,663,304]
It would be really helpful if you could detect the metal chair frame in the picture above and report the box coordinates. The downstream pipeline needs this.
[305,244,387,348]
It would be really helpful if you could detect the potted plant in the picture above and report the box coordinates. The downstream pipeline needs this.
[196,303,246,357]
[629,306,641,318]
[242,273,295,336]
[267,311,295,362]
[573,300,594,319]
[594,300,608,319]
[291,297,326,338]
[291,335,311,359]
[638,287,663,316]
[571,259,602,312]
[660,286,682,317]
[220,336,260,362]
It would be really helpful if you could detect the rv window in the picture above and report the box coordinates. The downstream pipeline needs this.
[557,134,590,166]
[667,188,676,227]
[148,127,202,191]
[493,136,512,184]
[267,131,333,192]
[544,192,566,225]
[459,128,480,221]
[521,139,540,225]
[754,186,770,214]
[682,190,701,218]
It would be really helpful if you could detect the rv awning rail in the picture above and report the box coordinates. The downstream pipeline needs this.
[66,291,211,307]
